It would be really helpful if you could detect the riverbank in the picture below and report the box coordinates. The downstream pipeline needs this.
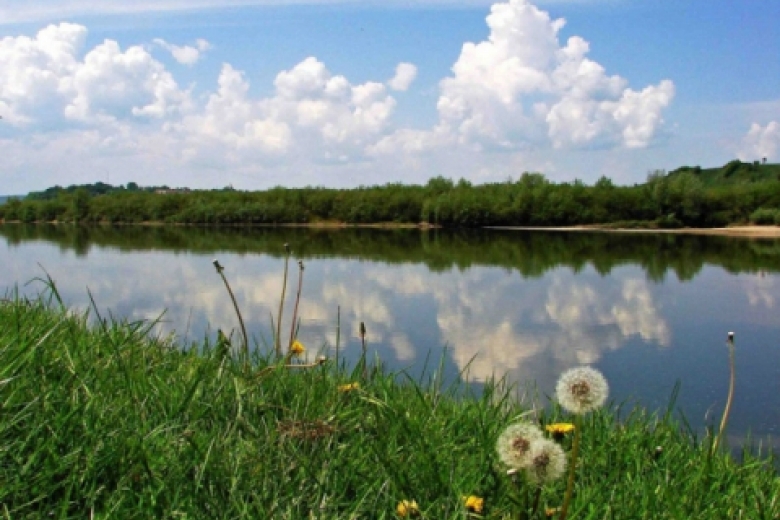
[1,292,778,518]
[4,218,780,237]
[489,225,780,238]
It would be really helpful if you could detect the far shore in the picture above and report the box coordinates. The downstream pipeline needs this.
[487,225,780,238]
[4,219,780,238]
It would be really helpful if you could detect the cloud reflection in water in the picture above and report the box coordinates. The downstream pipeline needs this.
[2,247,671,394]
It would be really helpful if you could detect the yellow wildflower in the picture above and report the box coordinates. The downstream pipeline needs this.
[338,382,360,392]
[463,495,484,513]
[545,506,561,517]
[545,423,575,441]
[290,340,306,356]
[396,499,419,517]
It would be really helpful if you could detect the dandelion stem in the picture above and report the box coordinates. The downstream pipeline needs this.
[712,334,736,454]
[212,259,248,366]
[275,244,290,356]
[531,487,542,518]
[558,414,582,520]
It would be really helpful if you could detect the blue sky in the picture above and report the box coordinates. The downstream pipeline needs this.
[1,0,779,194]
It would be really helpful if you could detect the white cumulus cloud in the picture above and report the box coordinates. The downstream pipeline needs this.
[170,56,398,166]
[0,22,191,125]
[738,121,780,161]
[387,62,418,92]
[65,39,191,121]
[373,0,674,156]
[0,21,402,182]
[442,0,673,150]
[0,22,86,124]
[153,38,211,65]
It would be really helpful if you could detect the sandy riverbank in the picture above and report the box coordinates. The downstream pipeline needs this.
[487,225,780,238]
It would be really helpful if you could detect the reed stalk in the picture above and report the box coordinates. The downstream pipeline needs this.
[275,243,291,356]
[212,259,248,366]
[288,260,305,351]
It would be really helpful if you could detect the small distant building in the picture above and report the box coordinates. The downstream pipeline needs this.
[154,188,191,195]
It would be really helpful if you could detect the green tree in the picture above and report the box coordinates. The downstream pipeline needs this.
[72,188,91,222]
[668,171,704,224]
[3,198,22,221]
[425,176,454,196]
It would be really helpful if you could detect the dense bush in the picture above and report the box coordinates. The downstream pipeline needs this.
[750,208,780,225]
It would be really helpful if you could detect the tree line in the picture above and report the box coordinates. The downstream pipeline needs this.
[2,161,780,228]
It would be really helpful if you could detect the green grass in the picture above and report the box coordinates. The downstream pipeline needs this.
[1,291,778,519]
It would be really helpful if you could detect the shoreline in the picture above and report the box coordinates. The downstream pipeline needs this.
[3,219,780,237]
[486,225,780,238]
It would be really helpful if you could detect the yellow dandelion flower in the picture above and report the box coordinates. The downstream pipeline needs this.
[462,495,484,513]
[338,382,360,392]
[546,422,575,441]
[546,423,575,434]
[290,340,306,356]
[396,499,420,517]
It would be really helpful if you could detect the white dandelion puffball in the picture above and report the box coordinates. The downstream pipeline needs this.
[524,438,567,485]
[496,421,544,470]
[555,366,609,415]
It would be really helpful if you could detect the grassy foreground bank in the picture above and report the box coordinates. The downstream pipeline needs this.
[1,294,778,519]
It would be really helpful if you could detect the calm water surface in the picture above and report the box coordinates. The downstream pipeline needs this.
[2,224,779,451]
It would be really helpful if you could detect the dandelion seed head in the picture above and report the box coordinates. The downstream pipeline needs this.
[555,366,608,415]
[496,421,543,469]
[525,438,567,485]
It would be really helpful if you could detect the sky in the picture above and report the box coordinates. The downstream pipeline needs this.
[1,0,779,194]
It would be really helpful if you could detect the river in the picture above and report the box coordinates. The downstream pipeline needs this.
[2,224,779,452]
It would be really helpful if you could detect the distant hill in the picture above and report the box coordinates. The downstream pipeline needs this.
[668,160,780,186]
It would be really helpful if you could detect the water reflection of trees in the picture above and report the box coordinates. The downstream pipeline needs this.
[2,224,780,281]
